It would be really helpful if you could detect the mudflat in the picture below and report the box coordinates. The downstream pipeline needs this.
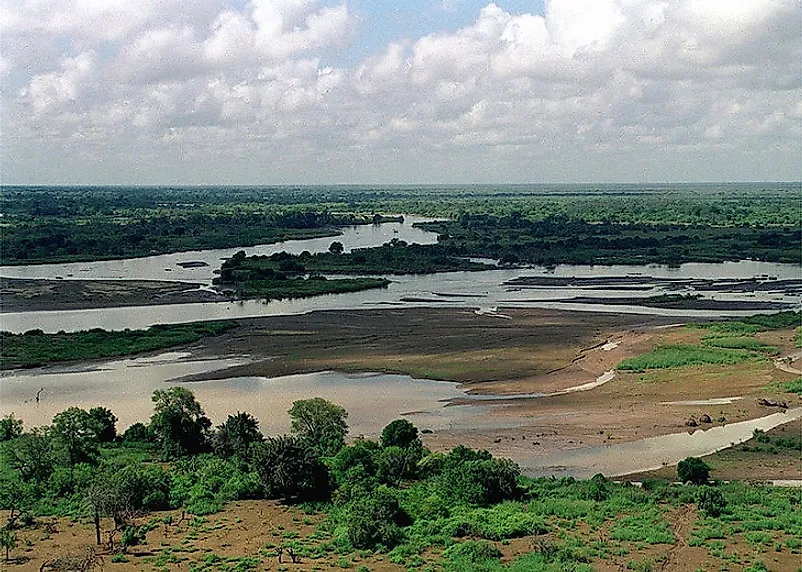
[0,277,227,312]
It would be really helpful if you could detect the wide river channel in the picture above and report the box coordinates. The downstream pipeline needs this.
[1,216,800,477]
[0,216,798,333]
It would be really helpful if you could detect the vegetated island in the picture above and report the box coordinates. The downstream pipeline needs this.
[417,213,801,265]
[212,239,491,300]
[0,205,401,265]
[0,321,236,369]
[2,392,801,571]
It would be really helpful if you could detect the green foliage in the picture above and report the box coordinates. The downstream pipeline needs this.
[1,321,236,368]
[377,445,423,485]
[114,463,171,511]
[782,378,802,394]
[677,457,711,485]
[443,540,501,566]
[88,407,118,443]
[697,486,727,517]
[52,407,102,466]
[288,397,349,457]
[0,527,16,560]
[121,525,146,549]
[380,419,420,449]
[586,473,610,502]
[0,416,23,442]
[702,336,779,354]
[121,422,156,444]
[346,486,406,549]
[149,387,212,458]
[610,507,675,544]
[618,345,760,371]
[252,435,330,503]
[213,412,263,460]
[5,428,61,482]
[439,448,520,505]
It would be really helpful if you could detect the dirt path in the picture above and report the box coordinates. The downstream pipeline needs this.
[658,505,698,572]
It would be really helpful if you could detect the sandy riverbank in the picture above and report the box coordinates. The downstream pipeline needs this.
[0,277,227,312]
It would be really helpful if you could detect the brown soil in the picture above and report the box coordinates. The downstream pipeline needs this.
[0,278,227,312]
[6,496,800,572]
[172,309,802,476]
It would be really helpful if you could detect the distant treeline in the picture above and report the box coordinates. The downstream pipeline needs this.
[420,214,800,266]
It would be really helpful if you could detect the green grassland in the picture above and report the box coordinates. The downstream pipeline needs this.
[619,313,799,371]
[0,321,236,369]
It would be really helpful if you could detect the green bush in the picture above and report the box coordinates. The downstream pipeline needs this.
[346,486,407,550]
[677,457,711,485]
[697,486,726,517]
[440,455,520,506]
[443,540,502,563]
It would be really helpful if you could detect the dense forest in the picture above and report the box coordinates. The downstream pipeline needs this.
[420,214,801,266]
[1,184,798,266]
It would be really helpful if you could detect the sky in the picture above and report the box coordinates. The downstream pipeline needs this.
[1,0,800,185]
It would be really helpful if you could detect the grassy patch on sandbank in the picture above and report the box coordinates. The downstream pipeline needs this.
[0,321,237,369]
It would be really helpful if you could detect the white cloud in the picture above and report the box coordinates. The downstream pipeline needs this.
[2,0,800,184]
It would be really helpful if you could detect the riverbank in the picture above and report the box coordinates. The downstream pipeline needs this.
[3,307,799,479]
[0,277,228,313]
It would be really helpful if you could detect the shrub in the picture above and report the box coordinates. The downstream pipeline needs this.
[586,473,610,501]
[440,454,521,505]
[443,540,502,563]
[346,486,407,549]
[697,486,726,517]
[677,457,711,485]
[0,415,23,442]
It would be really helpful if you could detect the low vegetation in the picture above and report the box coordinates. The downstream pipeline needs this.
[619,312,799,371]
[1,393,800,570]
[0,321,236,369]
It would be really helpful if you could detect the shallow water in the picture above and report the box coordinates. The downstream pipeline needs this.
[0,216,440,284]
[0,354,484,436]
[523,408,802,478]
[2,261,799,333]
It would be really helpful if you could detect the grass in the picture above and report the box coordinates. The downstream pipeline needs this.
[233,276,391,301]
[617,345,762,371]
[0,321,237,369]
[701,336,779,355]
[781,378,802,394]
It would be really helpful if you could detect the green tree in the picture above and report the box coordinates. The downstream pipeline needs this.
[346,486,406,549]
[213,411,263,460]
[329,241,344,254]
[252,435,330,503]
[52,407,102,466]
[288,397,348,456]
[380,419,420,449]
[88,407,118,443]
[0,415,23,441]
[677,457,711,485]
[149,388,212,458]
[439,447,521,505]
[6,428,60,482]
[0,528,16,561]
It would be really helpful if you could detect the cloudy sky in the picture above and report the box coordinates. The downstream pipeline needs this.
[2,0,800,185]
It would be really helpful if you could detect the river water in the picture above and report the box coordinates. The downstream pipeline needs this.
[2,350,799,477]
[1,217,801,477]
